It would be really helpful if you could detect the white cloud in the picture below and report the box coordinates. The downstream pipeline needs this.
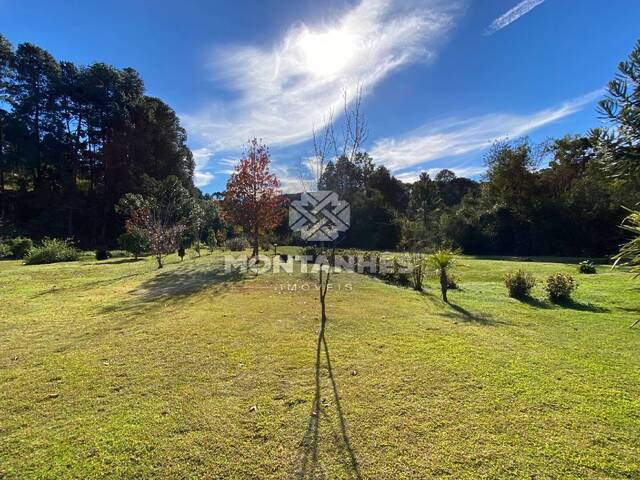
[369,90,602,173]
[485,0,545,35]
[192,147,215,187]
[181,0,464,153]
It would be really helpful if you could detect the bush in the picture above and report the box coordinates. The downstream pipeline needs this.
[206,229,217,251]
[227,236,249,251]
[544,273,577,302]
[108,250,130,258]
[578,260,597,274]
[0,243,12,259]
[504,270,536,298]
[25,238,80,265]
[118,232,147,259]
[6,237,33,259]
[95,248,112,260]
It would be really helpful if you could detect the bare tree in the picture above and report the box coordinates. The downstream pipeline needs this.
[303,85,368,334]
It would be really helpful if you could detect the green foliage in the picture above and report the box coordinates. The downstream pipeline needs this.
[597,40,640,178]
[206,229,217,251]
[25,238,80,265]
[0,242,11,259]
[405,252,426,291]
[427,249,459,302]
[578,260,597,274]
[0,37,195,246]
[504,270,537,298]
[544,273,577,303]
[614,208,640,276]
[6,237,33,259]
[95,249,112,261]
[117,232,147,259]
[226,236,249,252]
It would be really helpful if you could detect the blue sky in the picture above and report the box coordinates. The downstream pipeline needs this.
[1,0,639,193]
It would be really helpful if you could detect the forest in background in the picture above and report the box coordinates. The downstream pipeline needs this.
[1,33,639,257]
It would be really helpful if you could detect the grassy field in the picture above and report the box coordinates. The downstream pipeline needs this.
[1,250,639,479]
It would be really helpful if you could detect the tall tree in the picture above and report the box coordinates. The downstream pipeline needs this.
[222,139,286,259]
[0,34,13,217]
[598,39,640,180]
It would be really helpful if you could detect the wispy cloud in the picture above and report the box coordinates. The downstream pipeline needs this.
[485,0,545,35]
[182,0,464,160]
[192,148,215,187]
[370,90,601,173]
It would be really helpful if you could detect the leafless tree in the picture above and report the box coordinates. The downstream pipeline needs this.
[301,85,368,335]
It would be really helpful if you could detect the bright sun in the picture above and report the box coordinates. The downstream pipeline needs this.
[298,29,356,76]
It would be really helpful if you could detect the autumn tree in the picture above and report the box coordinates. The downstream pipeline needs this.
[222,139,286,260]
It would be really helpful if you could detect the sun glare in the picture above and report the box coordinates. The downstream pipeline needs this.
[298,29,356,76]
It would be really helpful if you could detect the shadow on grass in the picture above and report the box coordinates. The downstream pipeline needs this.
[99,264,245,317]
[296,326,362,479]
[87,258,145,266]
[554,298,610,312]
[137,265,244,300]
[518,295,553,309]
[446,302,501,325]
[518,295,609,312]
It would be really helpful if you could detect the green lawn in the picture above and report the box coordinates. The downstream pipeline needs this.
[1,251,639,479]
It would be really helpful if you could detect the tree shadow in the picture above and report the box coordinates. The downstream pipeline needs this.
[99,264,245,317]
[515,295,608,312]
[518,295,553,309]
[137,265,245,301]
[296,327,362,479]
[87,258,144,265]
[554,298,610,312]
[445,302,502,326]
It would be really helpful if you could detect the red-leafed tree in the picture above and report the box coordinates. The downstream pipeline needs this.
[222,139,287,260]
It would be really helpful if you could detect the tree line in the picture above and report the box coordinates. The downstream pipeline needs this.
[0,34,197,247]
[1,33,639,260]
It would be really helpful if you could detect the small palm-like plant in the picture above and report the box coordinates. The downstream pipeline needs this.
[614,208,640,327]
[614,208,640,276]
[427,249,459,302]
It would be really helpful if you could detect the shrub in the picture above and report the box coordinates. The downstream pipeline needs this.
[108,250,130,258]
[6,237,33,259]
[25,238,80,265]
[227,236,249,251]
[504,270,536,298]
[118,232,147,259]
[406,253,426,291]
[578,260,597,274]
[389,256,410,286]
[544,273,577,302]
[0,243,12,259]
[206,229,217,251]
[215,229,227,248]
[95,248,112,260]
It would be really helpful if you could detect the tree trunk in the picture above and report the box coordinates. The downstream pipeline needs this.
[156,254,163,268]
[440,269,448,303]
[252,224,259,260]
